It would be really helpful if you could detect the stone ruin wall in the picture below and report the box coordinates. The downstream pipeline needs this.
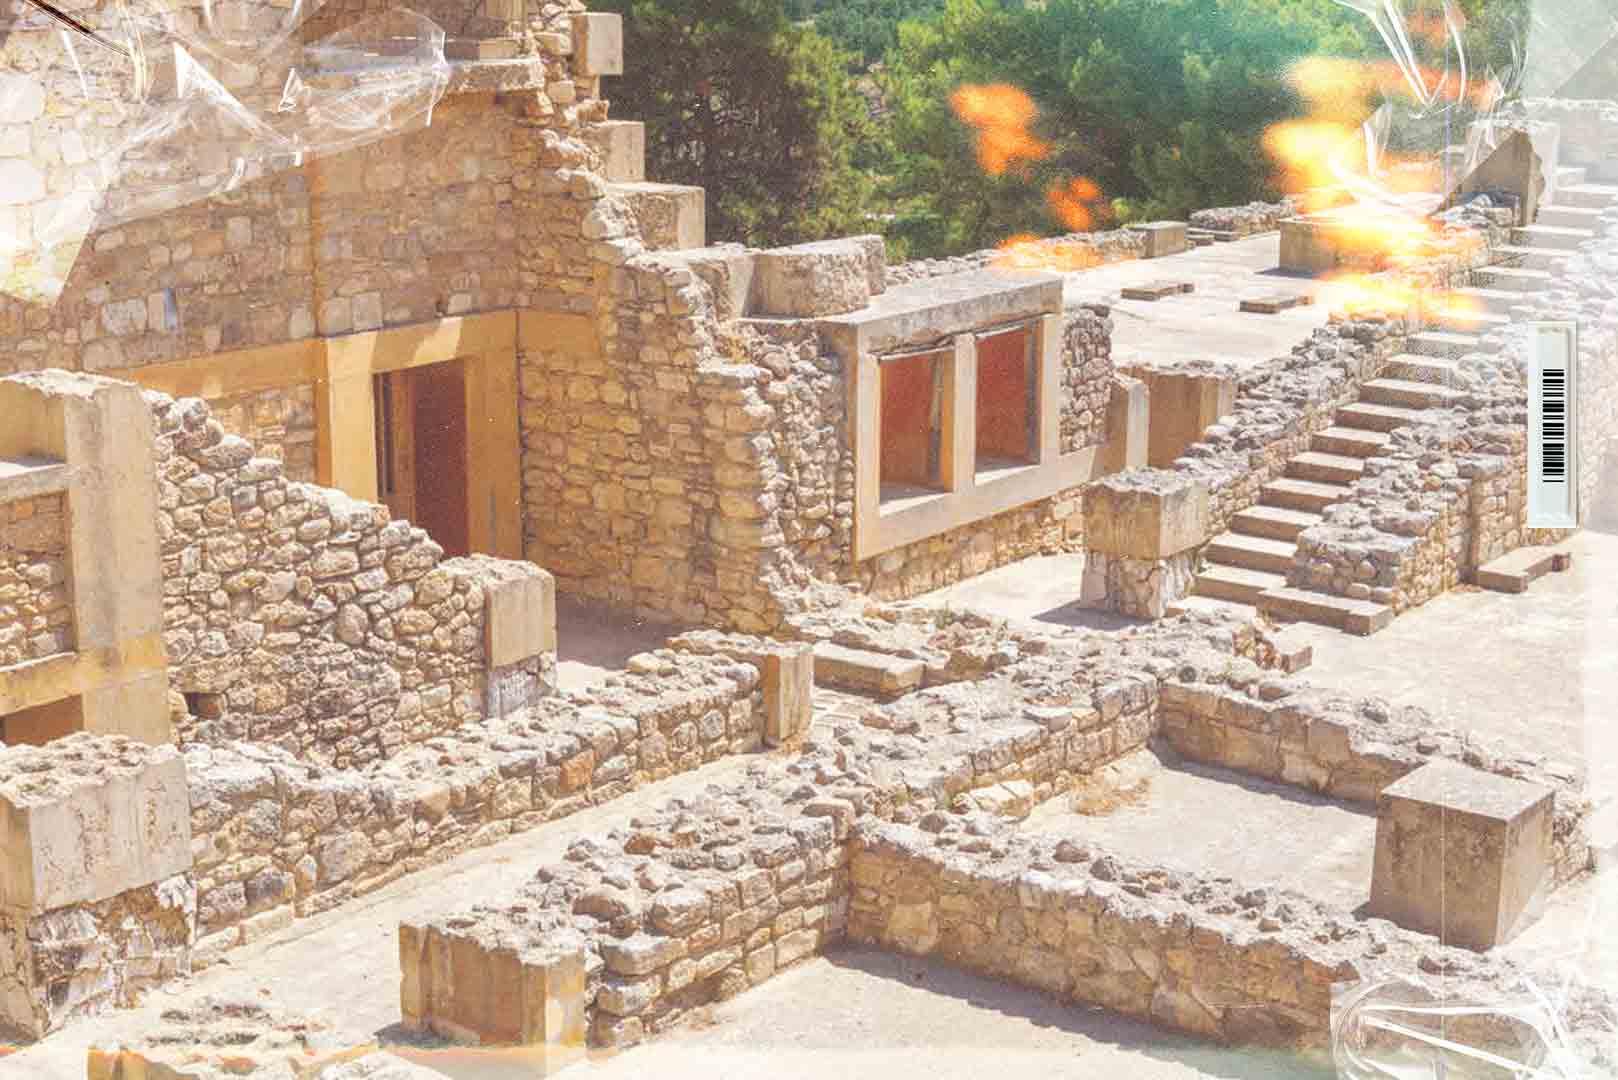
[152,388,556,767]
[0,491,72,667]
[520,256,1118,632]
[1,0,608,476]
[401,608,1600,1060]
[185,650,763,964]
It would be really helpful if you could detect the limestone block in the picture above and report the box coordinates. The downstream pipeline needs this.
[812,642,923,698]
[1083,471,1209,560]
[1369,760,1553,951]
[1128,221,1188,258]
[753,237,884,318]
[572,12,624,76]
[1122,365,1237,468]
[585,120,645,183]
[610,181,706,251]
[483,565,556,668]
[400,921,587,1061]
[0,734,192,913]
[763,645,813,746]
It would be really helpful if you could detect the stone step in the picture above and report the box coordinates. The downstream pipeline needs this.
[1556,183,1618,209]
[1311,425,1392,458]
[608,181,706,250]
[1474,265,1555,292]
[1405,330,1480,359]
[812,642,923,698]
[1537,204,1605,230]
[1204,531,1297,576]
[1336,400,1434,433]
[1232,504,1322,542]
[1360,377,1462,410]
[1425,305,1510,333]
[1260,477,1353,513]
[1383,354,1457,387]
[1165,594,1257,621]
[1474,545,1571,593]
[1287,450,1365,486]
[1488,245,1570,272]
[1446,286,1532,315]
[1256,586,1393,636]
[1511,223,1595,251]
[1556,165,1588,188]
[1194,564,1288,606]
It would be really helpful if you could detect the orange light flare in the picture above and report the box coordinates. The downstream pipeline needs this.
[1318,273,1483,323]
[951,83,1051,176]
[1047,175,1105,232]
[990,234,1104,273]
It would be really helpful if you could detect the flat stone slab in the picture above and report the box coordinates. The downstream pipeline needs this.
[812,642,924,698]
[318,1053,452,1079]
[1257,586,1393,637]
[1476,546,1567,593]
[1239,292,1315,314]
[88,998,368,1080]
[1120,281,1196,301]
[1266,626,1314,673]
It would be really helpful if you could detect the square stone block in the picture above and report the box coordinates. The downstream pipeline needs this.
[1129,221,1188,258]
[484,566,556,668]
[0,734,192,913]
[1369,760,1553,951]
[572,12,623,76]
[753,237,884,318]
[1083,471,1209,560]
[585,120,645,183]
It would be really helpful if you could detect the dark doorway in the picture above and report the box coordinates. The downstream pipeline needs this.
[374,360,471,557]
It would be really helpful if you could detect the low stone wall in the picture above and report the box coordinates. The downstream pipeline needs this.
[885,228,1147,286]
[152,390,555,767]
[1154,668,1591,885]
[185,650,763,961]
[0,490,72,667]
[1189,197,1299,237]
[205,383,319,484]
[847,820,1573,1050]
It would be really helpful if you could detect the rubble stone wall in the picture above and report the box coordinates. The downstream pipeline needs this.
[185,651,762,961]
[1154,677,1592,884]
[0,491,73,667]
[846,821,1552,1049]
[0,876,196,1041]
[523,251,1115,629]
[152,390,553,767]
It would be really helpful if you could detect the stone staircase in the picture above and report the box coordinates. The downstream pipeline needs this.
[1183,165,1617,634]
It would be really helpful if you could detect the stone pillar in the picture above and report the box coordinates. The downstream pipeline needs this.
[1079,471,1208,619]
[762,645,814,746]
[1368,760,1554,951]
[476,558,558,719]
[0,371,169,743]
[0,733,194,1037]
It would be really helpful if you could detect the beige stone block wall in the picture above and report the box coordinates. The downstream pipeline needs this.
[150,390,552,766]
[0,492,72,666]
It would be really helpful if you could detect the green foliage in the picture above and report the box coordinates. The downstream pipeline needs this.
[593,0,878,247]
[880,0,1378,256]
[810,0,949,67]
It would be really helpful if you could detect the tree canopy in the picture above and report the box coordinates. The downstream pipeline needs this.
[593,0,878,247]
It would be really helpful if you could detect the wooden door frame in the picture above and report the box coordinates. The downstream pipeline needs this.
[314,312,522,559]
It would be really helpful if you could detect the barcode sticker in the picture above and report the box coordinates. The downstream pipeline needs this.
[1528,322,1578,529]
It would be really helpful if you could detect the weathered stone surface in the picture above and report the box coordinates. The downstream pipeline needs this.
[754,237,884,318]
[1369,760,1554,951]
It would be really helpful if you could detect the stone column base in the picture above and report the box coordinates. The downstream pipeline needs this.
[1079,551,1196,619]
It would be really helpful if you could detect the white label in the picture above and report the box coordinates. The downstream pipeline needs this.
[1528,321,1577,529]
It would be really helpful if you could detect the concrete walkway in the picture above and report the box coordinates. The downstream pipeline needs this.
[1057,234,1330,372]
